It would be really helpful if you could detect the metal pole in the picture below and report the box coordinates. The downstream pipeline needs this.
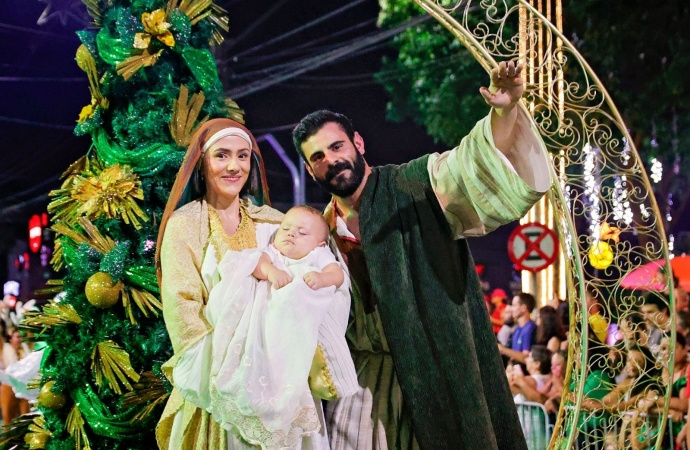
[257,134,304,206]
[298,161,306,204]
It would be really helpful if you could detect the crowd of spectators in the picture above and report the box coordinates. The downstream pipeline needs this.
[489,275,690,449]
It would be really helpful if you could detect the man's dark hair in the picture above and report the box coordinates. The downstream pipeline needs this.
[517,292,536,313]
[642,291,670,314]
[292,110,355,159]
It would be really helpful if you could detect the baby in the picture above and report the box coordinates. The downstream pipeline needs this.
[253,205,344,291]
[253,205,358,400]
[193,206,358,447]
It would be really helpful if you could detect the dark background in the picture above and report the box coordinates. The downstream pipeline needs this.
[0,0,521,297]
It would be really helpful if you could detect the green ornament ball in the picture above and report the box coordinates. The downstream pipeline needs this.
[37,381,66,410]
[85,272,122,308]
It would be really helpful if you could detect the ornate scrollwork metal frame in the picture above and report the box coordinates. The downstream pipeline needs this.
[414,1,675,448]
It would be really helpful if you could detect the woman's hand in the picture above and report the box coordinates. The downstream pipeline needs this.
[268,268,292,289]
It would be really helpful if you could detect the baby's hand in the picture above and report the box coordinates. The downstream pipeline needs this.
[268,268,292,289]
[303,271,326,290]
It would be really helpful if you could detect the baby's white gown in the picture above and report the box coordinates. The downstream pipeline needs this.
[172,236,357,450]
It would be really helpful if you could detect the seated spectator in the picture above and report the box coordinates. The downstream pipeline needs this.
[544,350,567,414]
[641,291,671,354]
[508,345,552,404]
[586,285,609,344]
[489,288,508,334]
[673,274,688,313]
[1,329,30,424]
[617,311,649,349]
[497,305,515,348]
[536,306,567,353]
[677,309,690,337]
[565,341,614,447]
[652,334,687,447]
[498,292,537,365]
[577,346,662,450]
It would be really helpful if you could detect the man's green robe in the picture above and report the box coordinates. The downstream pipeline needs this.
[358,156,527,450]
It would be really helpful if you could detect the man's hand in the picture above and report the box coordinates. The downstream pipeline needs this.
[303,271,327,290]
[268,268,292,289]
[479,60,524,112]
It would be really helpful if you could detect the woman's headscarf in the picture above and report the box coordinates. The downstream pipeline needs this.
[155,118,270,284]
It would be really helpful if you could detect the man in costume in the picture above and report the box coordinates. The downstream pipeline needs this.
[291,61,551,450]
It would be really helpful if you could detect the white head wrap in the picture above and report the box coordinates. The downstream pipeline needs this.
[201,127,253,153]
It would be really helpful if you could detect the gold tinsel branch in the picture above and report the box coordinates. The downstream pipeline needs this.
[66,406,91,450]
[170,85,208,146]
[81,0,102,28]
[115,49,163,81]
[121,288,162,325]
[167,0,229,44]
[25,414,51,450]
[224,98,245,125]
[0,413,44,449]
[48,157,101,225]
[73,165,148,228]
[91,341,141,395]
[27,377,41,392]
[120,372,170,423]
[51,216,116,272]
[76,45,109,124]
[52,218,116,255]
[22,300,82,337]
[34,279,64,296]
[49,242,64,271]
[49,164,148,229]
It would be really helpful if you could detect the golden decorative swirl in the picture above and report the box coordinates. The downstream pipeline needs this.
[414,1,674,448]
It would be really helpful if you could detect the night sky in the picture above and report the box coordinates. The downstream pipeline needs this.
[0,0,521,293]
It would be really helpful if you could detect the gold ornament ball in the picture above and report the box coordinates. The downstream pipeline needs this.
[37,381,66,410]
[85,272,122,308]
[588,241,614,270]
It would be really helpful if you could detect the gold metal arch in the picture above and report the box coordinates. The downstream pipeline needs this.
[412,1,675,448]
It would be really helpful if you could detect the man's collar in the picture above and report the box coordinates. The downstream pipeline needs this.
[326,197,358,242]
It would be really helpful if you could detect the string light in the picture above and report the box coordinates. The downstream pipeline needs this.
[669,234,675,259]
[621,137,631,166]
[650,158,663,183]
[583,143,601,240]
[640,204,651,220]
[612,175,633,225]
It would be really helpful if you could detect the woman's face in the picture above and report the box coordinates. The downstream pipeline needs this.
[658,337,671,363]
[10,331,21,348]
[202,135,252,202]
[551,353,566,378]
[624,350,645,378]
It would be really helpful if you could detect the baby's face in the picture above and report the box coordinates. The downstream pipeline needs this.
[274,208,326,259]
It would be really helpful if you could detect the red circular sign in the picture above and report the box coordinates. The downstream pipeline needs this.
[508,222,558,273]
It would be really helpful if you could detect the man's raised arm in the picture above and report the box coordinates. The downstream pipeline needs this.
[427,61,551,239]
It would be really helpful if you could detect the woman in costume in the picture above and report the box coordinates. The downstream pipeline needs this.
[1,328,30,424]
[155,119,347,450]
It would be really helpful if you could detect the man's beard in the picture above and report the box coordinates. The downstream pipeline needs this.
[315,151,366,198]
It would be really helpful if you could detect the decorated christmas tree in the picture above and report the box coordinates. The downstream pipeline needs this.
[1,0,243,448]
